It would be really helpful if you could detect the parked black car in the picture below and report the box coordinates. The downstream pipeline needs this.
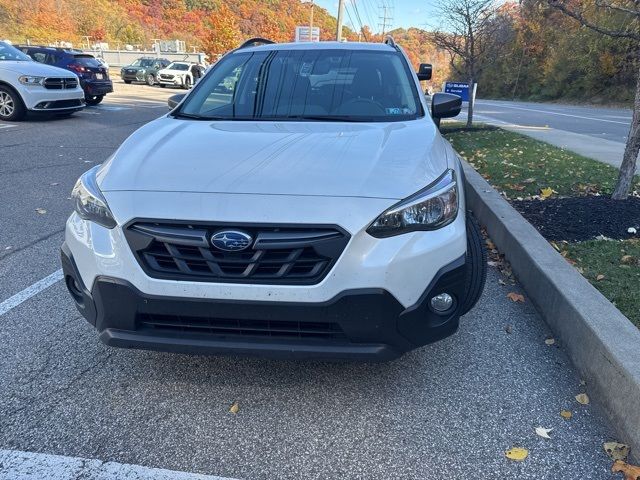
[17,46,113,105]
[120,57,171,86]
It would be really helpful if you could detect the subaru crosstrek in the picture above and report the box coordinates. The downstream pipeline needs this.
[62,38,487,360]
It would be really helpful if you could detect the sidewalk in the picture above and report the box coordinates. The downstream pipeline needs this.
[456,111,639,174]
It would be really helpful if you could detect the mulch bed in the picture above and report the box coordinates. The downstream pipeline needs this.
[512,196,640,242]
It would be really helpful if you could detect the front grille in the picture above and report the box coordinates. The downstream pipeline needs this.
[138,313,347,340]
[125,221,350,285]
[160,74,174,80]
[43,77,78,89]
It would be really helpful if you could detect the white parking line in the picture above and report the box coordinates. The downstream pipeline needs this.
[0,269,63,317]
[0,449,237,480]
[477,102,630,125]
[0,124,17,130]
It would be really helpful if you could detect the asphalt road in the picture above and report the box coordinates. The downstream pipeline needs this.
[474,99,631,144]
[0,84,622,479]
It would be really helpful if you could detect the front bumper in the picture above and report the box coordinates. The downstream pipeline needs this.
[62,243,466,360]
[19,85,85,111]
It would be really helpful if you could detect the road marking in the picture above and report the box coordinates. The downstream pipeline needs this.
[0,269,63,317]
[0,124,17,130]
[0,449,237,480]
[476,102,630,125]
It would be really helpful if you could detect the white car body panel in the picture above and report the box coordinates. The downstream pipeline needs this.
[0,60,84,110]
[99,117,448,200]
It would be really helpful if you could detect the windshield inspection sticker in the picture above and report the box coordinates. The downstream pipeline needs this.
[385,107,414,115]
[299,62,314,77]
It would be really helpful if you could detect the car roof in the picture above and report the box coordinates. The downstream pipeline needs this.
[237,41,397,54]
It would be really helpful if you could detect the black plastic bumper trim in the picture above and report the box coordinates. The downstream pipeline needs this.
[61,242,466,361]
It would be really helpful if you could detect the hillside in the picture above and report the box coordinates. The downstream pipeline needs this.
[0,0,447,82]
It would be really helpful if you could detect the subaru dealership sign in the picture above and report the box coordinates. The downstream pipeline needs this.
[443,82,477,102]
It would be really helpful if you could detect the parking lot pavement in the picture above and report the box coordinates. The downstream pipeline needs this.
[0,85,620,479]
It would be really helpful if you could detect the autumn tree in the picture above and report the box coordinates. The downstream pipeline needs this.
[549,0,639,199]
[201,3,242,59]
[429,0,501,126]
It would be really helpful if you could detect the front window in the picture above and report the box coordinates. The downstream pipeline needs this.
[167,62,189,71]
[178,49,423,122]
[0,42,32,62]
[131,59,154,67]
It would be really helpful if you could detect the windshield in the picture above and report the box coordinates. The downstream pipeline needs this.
[167,62,189,71]
[0,42,32,62]
[131,59,154,67]
[178,49,423,122]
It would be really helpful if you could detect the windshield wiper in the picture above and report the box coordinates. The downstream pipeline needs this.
[172,112,228,120]
[270,115,367,122]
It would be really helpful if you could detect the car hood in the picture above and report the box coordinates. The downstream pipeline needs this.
[159,68,186,74]
[99,116,450,200]
[0,60,75,77]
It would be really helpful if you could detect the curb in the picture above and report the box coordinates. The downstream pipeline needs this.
[462,161,640,455]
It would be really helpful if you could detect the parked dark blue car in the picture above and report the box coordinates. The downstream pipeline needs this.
[18,46,113,105]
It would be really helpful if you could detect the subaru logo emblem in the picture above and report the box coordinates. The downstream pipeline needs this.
[210,230,253,252]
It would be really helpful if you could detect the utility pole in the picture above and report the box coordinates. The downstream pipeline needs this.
[309,0,314,39]
[378,4,393,35]
[336,0,345,41]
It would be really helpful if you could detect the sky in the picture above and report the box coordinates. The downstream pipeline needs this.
[311,0,435,33]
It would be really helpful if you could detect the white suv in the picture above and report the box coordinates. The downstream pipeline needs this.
[0,41,84,121]
[62,38,486,360]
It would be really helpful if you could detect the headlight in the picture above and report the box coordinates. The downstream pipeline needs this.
[367,169,458,238]
[18,75,45,86]
[71,165,116,229]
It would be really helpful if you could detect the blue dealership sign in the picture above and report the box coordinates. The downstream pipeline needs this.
[443,82,477,102]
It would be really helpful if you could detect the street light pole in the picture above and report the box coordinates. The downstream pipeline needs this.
[336,0,345,41]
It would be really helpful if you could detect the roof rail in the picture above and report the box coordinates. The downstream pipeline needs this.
[384,36,398,50]
[238,37,276,50]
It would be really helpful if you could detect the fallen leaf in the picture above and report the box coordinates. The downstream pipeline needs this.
[498,279,507,286]
[560,410,572,419]
[621,255,637,266]
[505,325,512,334]
[535,427,553,439]
[612,460,640,480]
[49,182,59,186]
[505,447,528,461]
[229,401,239,414]
[596,274,605,281]
[628,227,637,235]
[544,338,555,346]
[540,187,555,199]
[575,393,590,405]
[35,208,47,214]
[604,442,630,461]
[507,292,525,303]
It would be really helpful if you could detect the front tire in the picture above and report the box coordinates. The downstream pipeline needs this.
[146,74,156,86]
[0,86,25,121]
[124,80,132,84]
[183,77,191,89]
[159,84,166,88]
[461,213,487,315]
[85,95,104,106]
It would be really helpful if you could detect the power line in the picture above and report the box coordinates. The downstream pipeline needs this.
[350,0,369,41]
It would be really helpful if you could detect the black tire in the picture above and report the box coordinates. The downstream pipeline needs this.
[461,213,487,315]
[124,80,132,84]
[85,95,104,106]
[0,85,26,121]
[146,74,156,86]
[183,77,191,89]
[159,84,166,88]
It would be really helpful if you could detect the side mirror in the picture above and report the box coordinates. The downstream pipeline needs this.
[168,94,185,109]
[417,63,432,81]
[431,92,462,128]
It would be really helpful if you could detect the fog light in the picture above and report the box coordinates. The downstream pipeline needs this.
[430,293,453,312]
